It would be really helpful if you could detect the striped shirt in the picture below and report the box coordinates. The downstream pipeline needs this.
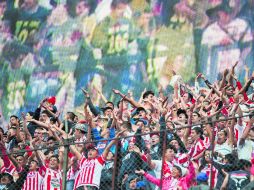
[204,136,210,149]
[201,164,218,188]
[22,171,43,190]
[73,155,105,189]
[0,165,16,175]
[188,139,206,159]
[67,166,79,181]
[41,166,62,190]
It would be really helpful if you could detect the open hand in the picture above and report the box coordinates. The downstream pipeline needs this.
[135,169,145,175]
[112,89,120,94]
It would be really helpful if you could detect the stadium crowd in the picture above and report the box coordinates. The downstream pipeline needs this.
[1,0,254,190]
[0,63,254,190]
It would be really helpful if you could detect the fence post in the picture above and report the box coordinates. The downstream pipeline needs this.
[111,137,120,190]
[209,119,215,190]
[160,129,167,189]
[61,120,69,190]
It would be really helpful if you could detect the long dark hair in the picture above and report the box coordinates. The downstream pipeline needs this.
[199,149,211,172]
[192,127,204,140]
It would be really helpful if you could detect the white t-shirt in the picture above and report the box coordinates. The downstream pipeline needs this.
[214,141,233,156]
[238,139,254,160]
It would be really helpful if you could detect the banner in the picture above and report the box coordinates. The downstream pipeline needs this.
[0,0,253,121]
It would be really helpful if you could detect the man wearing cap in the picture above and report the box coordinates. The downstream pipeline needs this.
[200,0,253,82]
[74,123,88,143]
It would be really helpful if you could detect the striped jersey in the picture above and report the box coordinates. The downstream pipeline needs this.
[73,155,105,189]
[41,166,62,190]
[0,165,16,175]
[188,139,206,160]
[201,164,218,188]
[22,171,43,190]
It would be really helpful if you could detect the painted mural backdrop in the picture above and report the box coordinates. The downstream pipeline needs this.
[0,0,253,122]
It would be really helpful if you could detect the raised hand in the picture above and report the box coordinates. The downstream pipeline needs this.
[135,169,145,175]
[112,89,120,94]
[115,129,126,138]
[21,112,26,120]
[233,61,239,69]
[196,73,202,79]
[81,88,90,98]
[39,97,47,108]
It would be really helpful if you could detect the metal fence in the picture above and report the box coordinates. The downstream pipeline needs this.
[0,113,254,190]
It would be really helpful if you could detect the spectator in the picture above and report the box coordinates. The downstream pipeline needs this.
[189,172,210,190]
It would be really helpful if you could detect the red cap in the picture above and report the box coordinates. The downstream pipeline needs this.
[47,96,56,105]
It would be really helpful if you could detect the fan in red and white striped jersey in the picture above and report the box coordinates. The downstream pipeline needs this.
[73,153,105,189]
[188,127,206,163]
[22,160,43,190]
[66,155,80,185]
[70,130,124,190]
[40,155,62,190]
[0,164,16,175]
[0,142,21,175]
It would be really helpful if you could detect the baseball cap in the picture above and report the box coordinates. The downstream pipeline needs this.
[75,123,88,133]
[196,172,208,182]
[47,96,56,105]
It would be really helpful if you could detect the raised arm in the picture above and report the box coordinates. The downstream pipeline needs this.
[16,125,23,142]
[221,170,229,190]
[84,103,93,142]
[139,88,147,104]
[226,119,235,147]
[102,130,125,159]
[200,74,212,89]
[235,76,253,98]
[112,89,142,108]
[95,86,108,103]
[8,154,20,171]
[21,113,32,141]
[26,118,49,130]
[82,88,101,116]
[30,140,45,167]
[0,142,13,170]
[219,69,229,90]
[67,135,82,160]
[239,117,254,145]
